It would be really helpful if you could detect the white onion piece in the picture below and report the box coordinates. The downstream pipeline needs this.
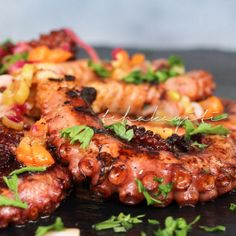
[191,102,204,119]
[45,228,80,236]
[0,75,13,87]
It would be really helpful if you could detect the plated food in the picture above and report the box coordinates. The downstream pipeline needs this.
[0,29,235,235]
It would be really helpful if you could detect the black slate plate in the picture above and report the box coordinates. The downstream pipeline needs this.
[1,48,236,236]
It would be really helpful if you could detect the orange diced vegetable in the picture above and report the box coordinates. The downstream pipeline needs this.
[200,96,224,119]
[130,53,145,66]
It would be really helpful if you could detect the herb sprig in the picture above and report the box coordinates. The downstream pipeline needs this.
[92,212,145,233]
[0,52,28,74]
[88,60,111,77]
[170,118,230,140]
[153,216,200,236]
[136,178,173,206]
[229,203,236,211]
[105,122,134,141]
[0,166,47,208]
[60,125,94,148]
[199,225,226,232]
[123,55,185,84]
[35,217,64,236]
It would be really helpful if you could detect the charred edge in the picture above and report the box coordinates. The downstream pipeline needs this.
[64,75,76,81]
[73,106,94,116]
[48,78,64,82]
[46,141,62,163]
[96,152,115,184]
[64,101,71,105]
[66,90,79,98]
[80,87,97,104]
[166,134,192,153]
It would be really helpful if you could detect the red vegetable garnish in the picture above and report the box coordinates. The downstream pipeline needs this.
[111,48,124,60]
[64,28,99,61]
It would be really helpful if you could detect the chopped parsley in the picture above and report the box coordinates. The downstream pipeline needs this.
[136,179,162,205]
[88,60,111,77]
[0,166,47,209]
[148,219,160,225]
[10,166,47,176]
[92,212,145,233]
[0,52,28,74]
[191,141,208,150]
[136,177,173,206]
[199,225,226,232]
[60,125,94,148]
[123,55,185,84]
[170,118,230,140]
[35,217,64,236]
[211,113,229,121]
[105,122,134,141]
[154,215,200,236]
[229,203,236,211]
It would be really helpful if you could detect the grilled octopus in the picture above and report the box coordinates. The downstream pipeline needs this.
[0,125,72,228]
[36,77,236,207]
[33,62,215,117]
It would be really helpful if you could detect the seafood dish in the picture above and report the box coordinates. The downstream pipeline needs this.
[0,29,235,234]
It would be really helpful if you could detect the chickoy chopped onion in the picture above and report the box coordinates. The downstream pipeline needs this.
[44,228,80,236]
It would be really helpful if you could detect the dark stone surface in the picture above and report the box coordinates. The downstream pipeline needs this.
[1,49,236,236]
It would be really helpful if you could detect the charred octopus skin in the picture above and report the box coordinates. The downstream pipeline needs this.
[37,80,236,207]
[0,126,72,228]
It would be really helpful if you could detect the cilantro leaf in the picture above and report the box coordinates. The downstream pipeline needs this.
[60,125,94,148]
[0,52,28,74]
[0,174,28,208]
[211,113,229,121]
[92,212,145,232]
[0,195,27,208]
[199,225,226,232]
[136,179,162,205]
[229,203,236,211]
[170,118,230,140]
[148,219,160,225]
[168,55,184,67]
[189,122,229,136]
[154,215,200,236]
[10,166,47,176]
[35,217,64,236]
[105,122,134,141]
[191,141,208,150]
[156,182,173,199]
[0,166,47,209]
[88,60,111,77]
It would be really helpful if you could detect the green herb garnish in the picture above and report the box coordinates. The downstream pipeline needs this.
[0,166,47,208]
[154,215,200,236]
[123,55,185,85]
[199,225,226,232]
[105,122,134,141]
[60,125,94,148]
[88,60,111,77]
[35,217,64,236]
[92,212,145,233]
[148,219,160,225]
[170,118,230,140]
[10,166,47,176]
[229,203,236,211]
[136,179,162,205]
[0,195,27,208]
[191,141,208,150]
[0,52,28,74]
[211,113,229,121]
